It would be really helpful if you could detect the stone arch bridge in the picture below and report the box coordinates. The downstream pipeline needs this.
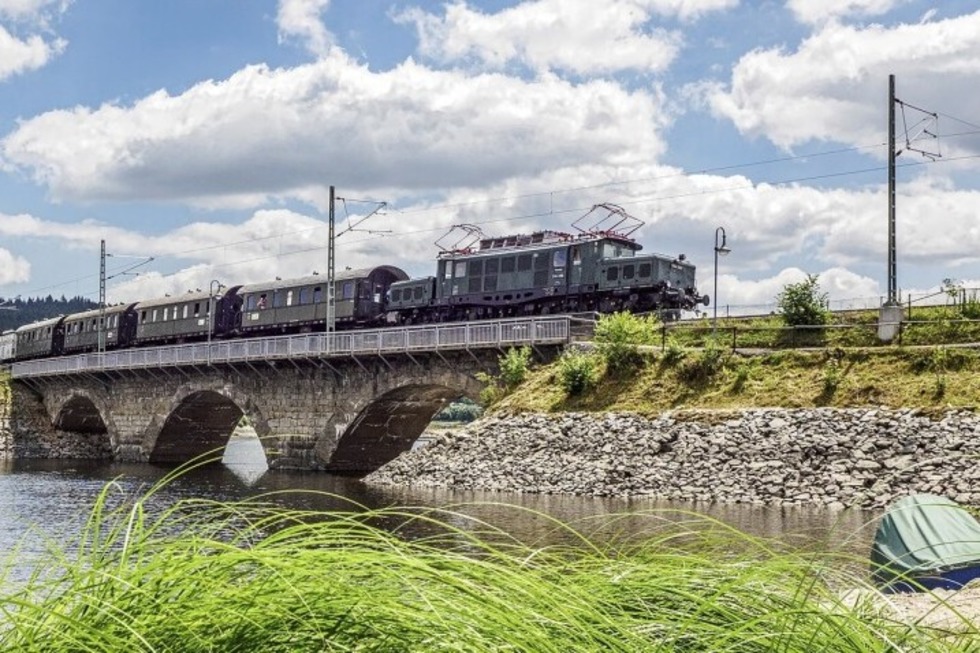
[9,318,572,473]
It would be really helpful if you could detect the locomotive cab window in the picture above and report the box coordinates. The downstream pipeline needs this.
[391,289,402,303]
[607,267,619,281]
[623,265,635,280]
[413,286,424,301]
[639,263,652,278]
[501,257,515,273]
[453,262,467,279]
[553,250,567,267]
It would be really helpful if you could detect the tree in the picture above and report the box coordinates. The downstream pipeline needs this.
[777,274,829,327]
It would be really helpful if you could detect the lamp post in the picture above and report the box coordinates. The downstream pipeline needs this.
[208,279,223,365]
[713,227,730,337]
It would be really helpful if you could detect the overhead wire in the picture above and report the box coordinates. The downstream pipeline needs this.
[10,140,980,301]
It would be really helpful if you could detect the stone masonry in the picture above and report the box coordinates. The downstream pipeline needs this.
[7,351,495,472]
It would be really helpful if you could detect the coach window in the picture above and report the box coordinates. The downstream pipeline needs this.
[183,305,189,319]
[285,290,294,307]
[271,290,285,308]
[299,288,310,305]
[151,309,157,322]
[193,303,201,317]
[164,307,170,321]
[607,267,619,282]
[313,286,322,303]
[343,281,355,300]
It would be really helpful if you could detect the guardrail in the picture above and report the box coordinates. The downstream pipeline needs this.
[10,316,572,379]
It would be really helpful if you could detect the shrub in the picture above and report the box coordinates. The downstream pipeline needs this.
[475,371,503,406]
[594,311,660,373]
[557,349,600,396]
[822,360,843,394]
[679,338,725,385]
[777,274,829,327]
[499,345,533,389]
[662,336,686,365]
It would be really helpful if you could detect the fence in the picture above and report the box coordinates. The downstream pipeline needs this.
[11,316,572,379]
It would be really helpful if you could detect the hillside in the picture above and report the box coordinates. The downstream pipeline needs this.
[0,296,98,332]
[492,306,980,415]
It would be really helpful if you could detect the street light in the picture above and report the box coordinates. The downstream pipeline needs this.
[713,227,731,337]
[208,279,223,365]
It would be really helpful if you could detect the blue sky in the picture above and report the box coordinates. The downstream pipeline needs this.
[1,0,979,314]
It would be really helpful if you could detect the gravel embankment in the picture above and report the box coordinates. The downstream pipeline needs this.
[367,408,980,509]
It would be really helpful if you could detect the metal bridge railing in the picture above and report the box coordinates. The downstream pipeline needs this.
[10,316,572,379]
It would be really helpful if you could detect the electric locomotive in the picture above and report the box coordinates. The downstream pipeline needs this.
[386,204,707,324]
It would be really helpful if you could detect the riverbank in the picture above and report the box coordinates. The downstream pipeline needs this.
[368,408,980,509]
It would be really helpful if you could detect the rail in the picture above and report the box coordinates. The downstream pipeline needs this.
[10,316,572,379]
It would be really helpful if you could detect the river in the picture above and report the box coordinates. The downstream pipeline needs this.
[0,432,882,581]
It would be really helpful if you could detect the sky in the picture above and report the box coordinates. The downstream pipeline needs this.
[1,0,979,315]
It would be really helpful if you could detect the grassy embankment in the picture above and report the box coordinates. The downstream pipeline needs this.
[0,481,974,651]
[4,310,980,649]
[497,305,980,414]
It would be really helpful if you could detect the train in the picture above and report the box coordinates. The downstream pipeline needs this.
[2,204,708,364]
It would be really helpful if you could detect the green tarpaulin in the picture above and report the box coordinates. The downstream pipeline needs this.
[871,494,980,584]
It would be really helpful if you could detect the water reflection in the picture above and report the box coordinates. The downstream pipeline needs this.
[0,433,883,583]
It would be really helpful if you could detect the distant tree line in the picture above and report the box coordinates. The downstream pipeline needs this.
[0,295,99,333]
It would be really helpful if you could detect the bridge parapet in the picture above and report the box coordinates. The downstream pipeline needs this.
[11,316,571,379]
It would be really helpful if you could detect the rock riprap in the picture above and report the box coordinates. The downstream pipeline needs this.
[366,408,980,508]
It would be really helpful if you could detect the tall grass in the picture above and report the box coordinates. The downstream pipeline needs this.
[0,475,972,651]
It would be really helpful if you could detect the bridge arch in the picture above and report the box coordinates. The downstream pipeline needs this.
[146,384,269,465]
[46,389,116,457]
[323,382,478,474]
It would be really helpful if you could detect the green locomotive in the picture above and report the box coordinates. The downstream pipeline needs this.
[387,204,707,324]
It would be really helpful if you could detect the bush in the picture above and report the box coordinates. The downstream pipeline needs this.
[662,336,686,365]
[679,338,725,385]
[557,349,600,396]
[432,399,483,423]
[594,311,660,373]
[777,274,829,327]
[499,345,533,389]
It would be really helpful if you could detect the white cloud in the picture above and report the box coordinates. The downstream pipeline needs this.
[0,0,68,79]
[276,0,333,58]
[0,0,68,23]
[703,11,980,153]
[786,0,909,26]
[0,23,62,79]
[0,247,30,285]
[0,51,668,207]
[396,0,735,76]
